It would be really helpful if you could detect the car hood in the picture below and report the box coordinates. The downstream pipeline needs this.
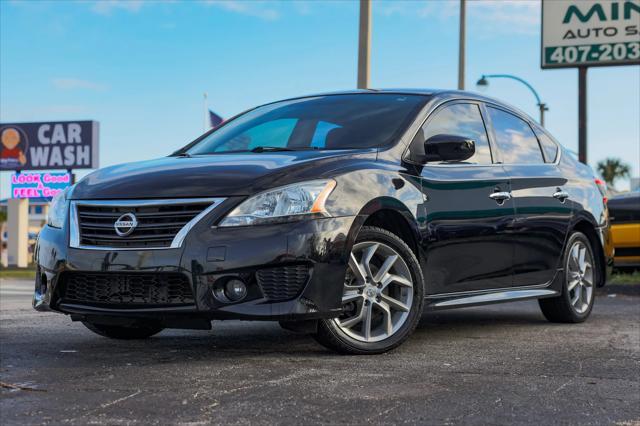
[71,149,375,199]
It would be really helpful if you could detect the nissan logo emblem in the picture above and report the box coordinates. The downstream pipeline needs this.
[114,213,138,237]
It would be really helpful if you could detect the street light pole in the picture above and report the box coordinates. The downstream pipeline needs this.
[357,0,371,89]
[538,104,549,127]
[458,0,466,90]
[476,74,548,127]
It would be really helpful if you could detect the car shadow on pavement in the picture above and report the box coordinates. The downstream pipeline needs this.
[413,305,549,339]
[44,302,552,363]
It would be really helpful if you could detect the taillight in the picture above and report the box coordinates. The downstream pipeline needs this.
[594,178,608,204]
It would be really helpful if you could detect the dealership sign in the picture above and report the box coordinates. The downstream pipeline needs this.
[0,120,99,171]
[542,0,640,68]
[11,172,71,199]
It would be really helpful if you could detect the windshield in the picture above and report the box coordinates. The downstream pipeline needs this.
[185,94,427,155]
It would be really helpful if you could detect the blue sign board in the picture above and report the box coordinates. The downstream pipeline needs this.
[11,172,71,199]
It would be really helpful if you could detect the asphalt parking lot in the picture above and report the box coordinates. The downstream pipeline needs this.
[1,278,638,425]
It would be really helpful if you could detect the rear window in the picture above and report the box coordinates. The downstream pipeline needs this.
[487,107,544,164]
[534,128,559,163]
[608,194,640,223]
[186,94,427,154]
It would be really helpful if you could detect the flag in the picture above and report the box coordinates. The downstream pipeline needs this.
[209,110,224,128]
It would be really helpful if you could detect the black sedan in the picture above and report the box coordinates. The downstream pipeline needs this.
[34,90,613,354]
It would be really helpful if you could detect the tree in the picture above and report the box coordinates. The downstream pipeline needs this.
[596,158,631,189]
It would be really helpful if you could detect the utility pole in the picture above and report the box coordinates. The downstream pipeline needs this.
[458,0,466,90]
[578,67,588,164]
[7,199,28,268]
[357,0,371,89]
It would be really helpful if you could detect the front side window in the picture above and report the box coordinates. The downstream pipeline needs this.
[422,103,493,164]
[185,94,427,155]
[487,107,544,164]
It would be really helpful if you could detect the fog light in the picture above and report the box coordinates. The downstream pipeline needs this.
[224,279,247,302]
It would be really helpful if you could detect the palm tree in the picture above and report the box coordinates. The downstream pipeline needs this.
[596,158,631,188]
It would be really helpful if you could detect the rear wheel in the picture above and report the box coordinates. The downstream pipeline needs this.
[82,322,164,339]
[314,226,424,354]
[539,232,596,323]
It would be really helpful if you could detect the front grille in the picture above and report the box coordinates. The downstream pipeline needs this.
[62,272,194,306]
[256,265,311,301]
[74,200,216,249]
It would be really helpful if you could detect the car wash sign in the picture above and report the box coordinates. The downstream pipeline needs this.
[11,171,71,199]
[542,0,640,68]
[0,120,99,171]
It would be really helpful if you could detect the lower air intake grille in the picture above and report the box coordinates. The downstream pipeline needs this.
[62,273,194,306]
[256,265,311,301]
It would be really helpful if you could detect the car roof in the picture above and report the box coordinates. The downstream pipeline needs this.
[272,89,535,124]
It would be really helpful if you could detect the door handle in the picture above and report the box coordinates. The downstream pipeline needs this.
[489,191,512,204]
[553,190,569,202]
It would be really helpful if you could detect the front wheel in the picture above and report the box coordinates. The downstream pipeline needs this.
[82,322,164,340]
[539,232,597,323]
[314,226,424,354]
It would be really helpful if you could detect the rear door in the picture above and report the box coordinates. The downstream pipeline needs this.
[485,106,572,287]
[417,102,516,294]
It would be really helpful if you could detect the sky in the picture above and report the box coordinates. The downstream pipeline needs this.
[1,0,639,197]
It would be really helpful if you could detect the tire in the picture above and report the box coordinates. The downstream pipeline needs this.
[314,226,424,354]
[82,321,164,340]
[539,231,597,323]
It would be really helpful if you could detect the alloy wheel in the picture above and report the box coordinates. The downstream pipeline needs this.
[334,241,414,343]
[566,240,594,314]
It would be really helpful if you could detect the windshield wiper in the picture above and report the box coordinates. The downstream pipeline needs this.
[250,146,319,153]
[174,152,192,158]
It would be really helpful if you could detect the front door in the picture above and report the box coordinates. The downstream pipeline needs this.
[414,102,516,294]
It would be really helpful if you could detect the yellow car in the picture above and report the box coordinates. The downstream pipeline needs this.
[609,192,640,269]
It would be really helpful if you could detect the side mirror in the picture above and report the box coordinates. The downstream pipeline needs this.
[424,134,475,162]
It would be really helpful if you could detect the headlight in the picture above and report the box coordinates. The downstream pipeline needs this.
[219,180,336,227]
[47,187,70,228]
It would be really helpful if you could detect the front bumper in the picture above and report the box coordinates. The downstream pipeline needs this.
[34,215,357,325]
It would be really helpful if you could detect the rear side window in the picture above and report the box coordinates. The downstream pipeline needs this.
[487,107,544,164]
[534,129,559,163]
[423,103,493,164]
